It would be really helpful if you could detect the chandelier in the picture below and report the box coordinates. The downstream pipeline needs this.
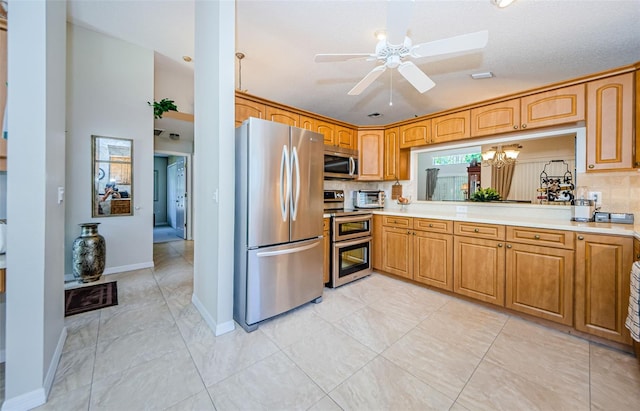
[481,144,521,168]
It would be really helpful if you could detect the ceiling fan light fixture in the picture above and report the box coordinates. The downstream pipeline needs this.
[492,0,516,8]
[374,29,387,41]
[471,71,494,80]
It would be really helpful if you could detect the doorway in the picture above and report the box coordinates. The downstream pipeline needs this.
[153,153,190,243]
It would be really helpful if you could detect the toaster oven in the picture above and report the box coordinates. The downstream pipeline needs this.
[352,190,385,209]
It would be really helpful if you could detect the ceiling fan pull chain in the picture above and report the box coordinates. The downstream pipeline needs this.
[389,70,393,106]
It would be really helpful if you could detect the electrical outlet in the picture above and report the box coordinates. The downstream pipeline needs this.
[588,191,602,207]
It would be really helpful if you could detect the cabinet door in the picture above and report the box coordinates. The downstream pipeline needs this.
[336,126,356,149]
[453,236,505,306]
[505,244,574,325]
[414,231,453,290]
[382,226,412,279]
[635,238,640,261]
[586,73,634,171]
[431,110,470,143]
[372,215,383,270]
[399,119,431,148]
[470,99,520,137]
[575,233,633,344]
[265,106,300,127]
[315,120,336,146]
[323,218,330,284]
[520,84,585,130]
[300,116,314,131]
[357,130,384,181]
[636,70,640,169]
[235,97,265,126]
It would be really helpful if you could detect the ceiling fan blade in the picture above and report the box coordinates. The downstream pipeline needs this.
[398,61,435,93]
[411,30,489,58]
[348,65,387,95]
[314,53,373,63]
[386,0,415,45]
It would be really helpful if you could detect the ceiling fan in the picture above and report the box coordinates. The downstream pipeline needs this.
[314,0,489,96]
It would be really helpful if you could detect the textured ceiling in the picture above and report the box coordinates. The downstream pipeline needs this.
[68,0,640,126]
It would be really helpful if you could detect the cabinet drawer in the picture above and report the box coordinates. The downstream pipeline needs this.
[323,218,330,232]
[506,226,574,250]
[454,221,505,240]
[414,218,453,234]
[382,216,413,229]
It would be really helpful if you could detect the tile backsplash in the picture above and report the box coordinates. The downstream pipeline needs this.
[576,170,640,217]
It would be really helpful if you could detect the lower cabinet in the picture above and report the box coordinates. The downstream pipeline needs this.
[453,235,505,306]
[381,225,413,279]
[413,219,453,291]
[575,233,633,344]
[505,243,574,325]
[372,215,383,270]
[323,218,330,284]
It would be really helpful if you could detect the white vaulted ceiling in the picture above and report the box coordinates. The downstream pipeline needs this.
[68,0,640,125]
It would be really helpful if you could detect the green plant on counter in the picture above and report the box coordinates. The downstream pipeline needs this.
[148,98,178,119]
[471,187,501,202]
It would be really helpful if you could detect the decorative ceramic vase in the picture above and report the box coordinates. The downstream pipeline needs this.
[72,223,106,283]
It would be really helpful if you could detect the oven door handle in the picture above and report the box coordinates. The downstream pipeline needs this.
[333,214,372,225]
[333,236,372,249]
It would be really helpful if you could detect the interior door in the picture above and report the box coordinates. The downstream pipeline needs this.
[175,158,186,239]
[167,163,177,229]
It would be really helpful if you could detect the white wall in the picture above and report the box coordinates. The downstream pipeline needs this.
[154,53,194,114]
[4,1,66,409]
[65,24,154,276]
[192,1,235,335]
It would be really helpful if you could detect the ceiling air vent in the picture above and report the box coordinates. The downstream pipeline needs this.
[169,133,180,141]
[154,128,164,136]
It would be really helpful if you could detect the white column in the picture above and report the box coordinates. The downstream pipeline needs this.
[192,0,236,335]
[3,1,67,410]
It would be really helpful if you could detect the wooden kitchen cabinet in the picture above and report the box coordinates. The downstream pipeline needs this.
[431,110,470,143]
[575,233,633,344]
[381,216,414,279]
[323,218,330,284]
[235,96,265,126]
[383,127,409,181]
[634,237,640,261]
[519,84,585,130]
[357,129,384,181]
[335,126,356,149]
[399,119,431,148]
[586,72,635,171]
[315,119,336,146]
[636,70,640,168]
[470,84,584,137]
[300,115,314,131]
[372,215,383,270]
[504,229,574,326]
[453,222,506,306]
[265,106,300,127]
[413,219,453,291]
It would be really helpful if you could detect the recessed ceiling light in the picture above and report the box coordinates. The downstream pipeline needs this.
[492,0,516,8]
[368,112,383,118]
[182,56,192,62]
[471,71,494,80]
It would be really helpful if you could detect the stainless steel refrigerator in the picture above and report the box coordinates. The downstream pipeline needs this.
[234,118,324,332]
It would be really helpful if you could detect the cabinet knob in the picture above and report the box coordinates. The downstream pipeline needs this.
[474,228,479,233]
[506,244,512,249]
[521,124,527,129]
[498,243,503,247]
[513,125,518,130]
[407,231,411,235]
[577,235,584,240]
[429,223,433,227]
[588,164,595,169]
[534,235,540,239]
[413,232,416,236]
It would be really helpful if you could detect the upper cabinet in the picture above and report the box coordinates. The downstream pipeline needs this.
[383,127,409,181]
[235,96,265,126]
[470,84,585,137]
[586,72,635,171]
[357,129,384,181]
[399,119,431,148]
[431,110,470,143]
[636,70,640,168]
[265,106,300,127]
[300,115,314,131]
[335,126,356,149]
[314,119,336,146]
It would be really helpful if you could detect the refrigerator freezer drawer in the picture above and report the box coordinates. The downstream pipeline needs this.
[245,238,323,326]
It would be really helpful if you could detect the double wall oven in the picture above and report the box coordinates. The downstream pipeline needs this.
[324,190,372,288]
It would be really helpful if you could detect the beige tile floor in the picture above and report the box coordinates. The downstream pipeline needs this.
[30,239,640,410]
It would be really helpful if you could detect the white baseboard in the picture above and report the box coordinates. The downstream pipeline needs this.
[1,388,46,411]
[0,327,66,411]
[64,261,155,282]
[191,293,235,337]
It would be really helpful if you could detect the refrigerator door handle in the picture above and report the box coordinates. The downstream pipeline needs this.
[349,156,356,176]
[256,240,320,257]
[290,146,301,221]
[280,145,290,222]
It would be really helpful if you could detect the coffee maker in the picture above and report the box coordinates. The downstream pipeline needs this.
[572,186,595,222]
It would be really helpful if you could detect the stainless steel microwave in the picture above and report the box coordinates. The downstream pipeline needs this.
[324,146,358,180]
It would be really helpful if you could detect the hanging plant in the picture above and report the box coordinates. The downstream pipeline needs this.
[148,98,178,119]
